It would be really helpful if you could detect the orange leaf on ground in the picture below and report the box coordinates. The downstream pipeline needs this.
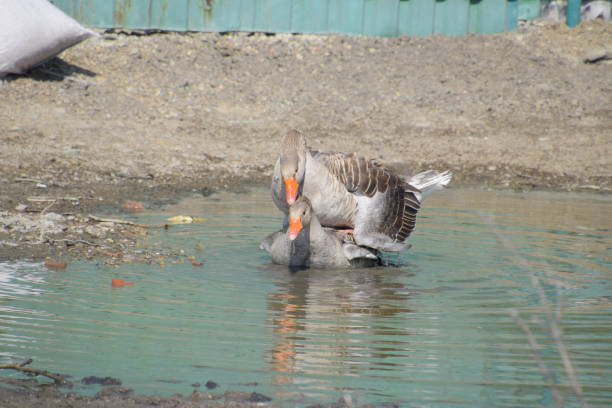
[122,200,145,210]
[44,260,67,270]
[111,278,135,287]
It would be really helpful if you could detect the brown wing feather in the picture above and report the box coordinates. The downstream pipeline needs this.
[394,191,419,241]
[316,152,422,243]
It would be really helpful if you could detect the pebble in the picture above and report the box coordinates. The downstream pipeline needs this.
[94,386,133,399]
[15,203,28,212]
[190,390,216,402]
[81,376,122,386]
[248,392,273,402]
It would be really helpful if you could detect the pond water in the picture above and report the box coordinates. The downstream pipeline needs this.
[1,188,611,407]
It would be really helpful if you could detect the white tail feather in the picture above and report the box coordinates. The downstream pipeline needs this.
[408,170,452,201]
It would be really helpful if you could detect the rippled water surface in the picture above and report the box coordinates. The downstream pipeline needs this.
[1,188,611,407]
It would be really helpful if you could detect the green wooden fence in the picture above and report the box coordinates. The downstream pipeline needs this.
[50,0,519,36]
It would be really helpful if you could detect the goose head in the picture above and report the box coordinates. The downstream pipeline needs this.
[288,196,313,241]
[280,130,307,205]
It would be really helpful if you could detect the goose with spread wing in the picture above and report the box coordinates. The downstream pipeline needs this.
[271,130,452,252]
[260,196,380,268]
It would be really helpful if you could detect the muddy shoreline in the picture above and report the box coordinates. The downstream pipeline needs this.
[0,382,345,408]
[0,381,292,408]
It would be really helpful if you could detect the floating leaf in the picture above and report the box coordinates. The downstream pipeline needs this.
[111,278,135,287]
[167,215,193,224]
[44,260,67,270]
[122,200,145,210]
[166,215,207,224]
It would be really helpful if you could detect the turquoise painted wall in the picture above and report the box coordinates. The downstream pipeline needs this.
[50,0,518,36]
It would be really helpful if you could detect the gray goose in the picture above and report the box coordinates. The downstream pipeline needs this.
[271,130,452,252]
[260,196,380,268]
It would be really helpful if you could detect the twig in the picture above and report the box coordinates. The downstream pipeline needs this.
[88,215,166,228]
[0,359,68,385]
[525,271,586,406]
[18,359,33,367]
[1,239,105,248]
[483,214,589,408]
[510,310,564,407]
[27,197,80,202]
[13,178,44,184]
[550,313,586,405]
[50,238,101,247]
[40,200,57,214]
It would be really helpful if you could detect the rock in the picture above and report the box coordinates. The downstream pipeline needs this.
[81,376,122,386]
[94,385,133,399]
[223,391,251,401]
[189,390,215,402]
[223,391,272,402]
[40,213,68,234]
[248,392,273,402]
[583,46,611,63]
[205,380,218,389]
[85,225,106,238]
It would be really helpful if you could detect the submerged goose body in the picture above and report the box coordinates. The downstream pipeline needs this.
[260,196,380,269]
[272,130,452,252]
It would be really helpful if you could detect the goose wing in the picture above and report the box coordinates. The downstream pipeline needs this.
[315,152,421,243]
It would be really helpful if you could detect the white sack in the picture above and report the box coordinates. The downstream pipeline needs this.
[0,0,95,77]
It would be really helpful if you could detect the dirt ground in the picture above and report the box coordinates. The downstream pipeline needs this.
[0,19,611,407]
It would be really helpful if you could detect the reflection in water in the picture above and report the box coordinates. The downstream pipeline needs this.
[0,189,611,406]
[267,267,416,394]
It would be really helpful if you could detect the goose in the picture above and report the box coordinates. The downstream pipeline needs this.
[271,130,452,252]
[260,196,381,268]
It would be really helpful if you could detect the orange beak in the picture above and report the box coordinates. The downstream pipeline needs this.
[288,217,303,240]
[283,177,299,205]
